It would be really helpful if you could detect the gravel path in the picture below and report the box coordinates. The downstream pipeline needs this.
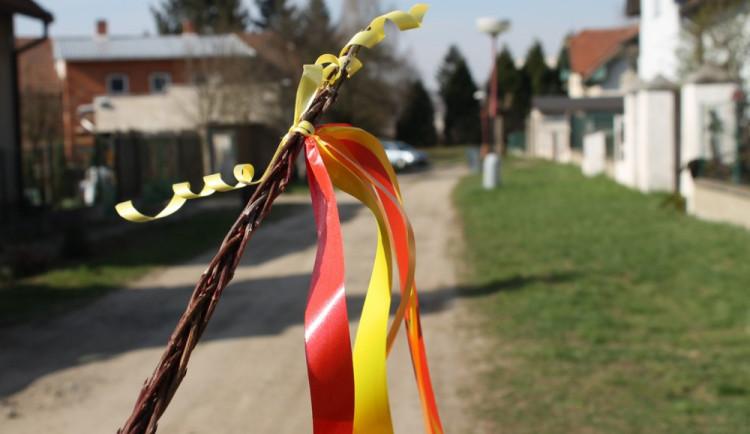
[0,164,479,433]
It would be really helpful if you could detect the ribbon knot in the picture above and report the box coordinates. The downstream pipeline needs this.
[290,120,316,137]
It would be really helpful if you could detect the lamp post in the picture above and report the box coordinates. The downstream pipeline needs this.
[476,17,510,158]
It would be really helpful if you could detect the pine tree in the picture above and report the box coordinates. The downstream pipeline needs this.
[523,41,557,95]
[151,0,250,34]
[494,46,529,138]
[253,0,297,33]
[395,79,437,147]
[437,46,481,145]
[296,0,340,63]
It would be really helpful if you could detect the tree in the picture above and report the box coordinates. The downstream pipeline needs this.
[338,0,382,36]
[494,46,529,138]
[395,79,437,147]
[523,41,558,95]
[253,0,298,34]
[677,0,750,83]
[151,0,250,34]
[437,45,481,145]
[295,0,340,63]
[319,0,415,137]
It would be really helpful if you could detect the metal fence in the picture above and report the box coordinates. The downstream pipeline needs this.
[571,111,616,157]
[20,142,72,208]
[111,131,204,205]
[692,98,749,185]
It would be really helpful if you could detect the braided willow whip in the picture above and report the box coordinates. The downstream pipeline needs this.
[117,46,359,434]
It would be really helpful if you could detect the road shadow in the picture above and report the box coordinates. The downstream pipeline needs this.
[0,270,437,397]
[454,272,580,298]
[0,269,577,398]
[90,201,364,269]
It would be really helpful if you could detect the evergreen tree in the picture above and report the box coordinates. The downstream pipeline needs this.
[494,46,530,138]
[437,46,481,145]
[495,46,520,102]
[296,0,340,63]
[253,0,297,33]
[395,79,437,147]
[523,41,557,95]
[151,0,250,34]
[323,0,414,137]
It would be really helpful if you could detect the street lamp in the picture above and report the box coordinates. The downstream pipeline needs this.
[476,17,510,158]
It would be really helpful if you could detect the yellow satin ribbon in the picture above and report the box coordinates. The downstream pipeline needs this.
[115,4,428,223]
[311,125,443,433]
[310,134,393,433]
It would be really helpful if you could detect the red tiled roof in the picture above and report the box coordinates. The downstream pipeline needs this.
[0,0,53,22]
[568,25,639,80]
[238,32,301,77]
[15,38,60,94]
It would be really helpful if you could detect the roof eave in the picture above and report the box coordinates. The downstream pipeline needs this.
[0,0,53,23]
[625,0,640,17]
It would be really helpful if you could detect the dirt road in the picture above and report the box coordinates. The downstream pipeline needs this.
[0,164,478,433]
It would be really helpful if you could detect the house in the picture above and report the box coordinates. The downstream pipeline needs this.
[51,20,256,166]
[527,95,624,165]
[625,0,711,82]
[0,0,53,220]
[622,0,750,198]
[527,25,637,164]
[558,25,639,98]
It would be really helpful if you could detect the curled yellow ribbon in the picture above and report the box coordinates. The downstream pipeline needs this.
[115,4,429,222]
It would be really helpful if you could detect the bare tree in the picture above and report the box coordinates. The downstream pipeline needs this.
[180,37,287,172]
[678,0,750,83]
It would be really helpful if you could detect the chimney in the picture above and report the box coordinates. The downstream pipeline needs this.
[96,19,108,36]
[182,19,196,34]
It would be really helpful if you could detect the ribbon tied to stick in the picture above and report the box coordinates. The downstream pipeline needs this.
[114,4,442,433]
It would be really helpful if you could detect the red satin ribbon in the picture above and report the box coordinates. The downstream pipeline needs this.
[303,125,443,434]
[304,139,355,433]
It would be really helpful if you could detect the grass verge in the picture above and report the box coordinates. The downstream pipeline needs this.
[453,158,750,433]
[424,145,474,166]
[1,202,307,325]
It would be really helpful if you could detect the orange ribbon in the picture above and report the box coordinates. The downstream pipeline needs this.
[304,125,443,433]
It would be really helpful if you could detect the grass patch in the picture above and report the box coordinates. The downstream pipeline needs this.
[454,158,750,433]
[1,203,307,325]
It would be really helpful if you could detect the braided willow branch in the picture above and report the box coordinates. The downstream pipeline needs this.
[118,46,360,434]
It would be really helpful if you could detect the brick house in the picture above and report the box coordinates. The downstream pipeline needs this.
[51,20,256,166]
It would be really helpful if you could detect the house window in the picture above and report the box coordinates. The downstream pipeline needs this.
[106,74,129,94]
[150,72,172,93]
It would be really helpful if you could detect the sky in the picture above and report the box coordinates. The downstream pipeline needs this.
[15,0,636,91]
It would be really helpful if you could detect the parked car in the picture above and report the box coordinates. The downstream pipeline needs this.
[381,140,429,170]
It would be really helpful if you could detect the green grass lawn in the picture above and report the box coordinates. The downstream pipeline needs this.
[1,202,307,325]
[453,158,750,433]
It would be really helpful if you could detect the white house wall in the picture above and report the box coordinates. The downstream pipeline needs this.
[599,57,632,95]
[635,88,676,193]
[95,84,279,133]
[528,109,570,163]
[95,87,197,133]
[582,131,607,177]
[615,91,639,188]
[567,58,632,99]
[638,0,681,82]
